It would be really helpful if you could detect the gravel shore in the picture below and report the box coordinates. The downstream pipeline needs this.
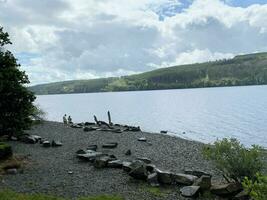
[0,121,220,200]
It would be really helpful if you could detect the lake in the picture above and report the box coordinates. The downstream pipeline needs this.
[36,85,267,148]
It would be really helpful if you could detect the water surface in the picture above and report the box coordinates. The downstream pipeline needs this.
[36,85,267,147]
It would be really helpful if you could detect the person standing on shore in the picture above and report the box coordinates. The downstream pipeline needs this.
[68,115,73,124]
[63,114,67,125]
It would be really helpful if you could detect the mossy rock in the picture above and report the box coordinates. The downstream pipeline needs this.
[0,142,13,160]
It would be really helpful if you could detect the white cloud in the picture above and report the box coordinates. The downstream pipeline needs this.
[0,0,267,85]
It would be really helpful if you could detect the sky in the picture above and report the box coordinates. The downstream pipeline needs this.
[0,0,267,85]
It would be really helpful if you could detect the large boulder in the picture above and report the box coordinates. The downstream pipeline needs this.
[180,186,200,197]
[210,183,242,196]
[0,143,12,159]
[156,169,172,184]
[128,160,148,180]
[194,175,211,191]
[173,173,198,185]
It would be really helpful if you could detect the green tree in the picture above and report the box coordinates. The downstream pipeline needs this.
[0,27,36,137]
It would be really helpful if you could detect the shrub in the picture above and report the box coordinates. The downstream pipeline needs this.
[242,173,267,200]
[202,138,264,183]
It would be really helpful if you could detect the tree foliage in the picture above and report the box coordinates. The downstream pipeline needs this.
[203,138,265,183]
[0,27,36,136]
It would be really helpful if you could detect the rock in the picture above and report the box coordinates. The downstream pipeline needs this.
[84,122,95,126]
[68,171,73,174]
[125,149,131,156]
[128,161,148,180]
[42,141,51,147]
[107,160,123,168]
[87,145,97,151]
[233,190,250,200]
[51,140,63,147]
[184,169,212,178]
[6,168,18,175]
[137,157,152,164]
[160,130,167,134]
[122,161,132,172]
[194,175,211,190]
[146,164,156,173]
[10,136,18,141]
[180,186,200,197]
[21,135,37,144]
[173,173,198,185]
[156,169,172,184]
[147,172,159,187]
[94,155,115,168]
[210,183,242,196]
[77,151,104,162]
[76,149,86,154]
[70,124,83,128]
[83,127,96,132]
[102,142,118,149]
[138,137,147,142]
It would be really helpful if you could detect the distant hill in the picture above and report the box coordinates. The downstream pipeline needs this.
[29,52,267,95]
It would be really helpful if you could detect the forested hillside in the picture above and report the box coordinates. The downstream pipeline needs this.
[30,52,267,95]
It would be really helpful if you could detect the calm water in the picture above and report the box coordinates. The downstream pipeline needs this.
[36,85,267,147]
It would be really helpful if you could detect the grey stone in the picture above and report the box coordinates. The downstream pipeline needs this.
[122,161,132,172]
[42,141,51,147]
[194,175,211,190]
[128,160,148,180]
[138,137,147,142]
[180,186,200,197]
[156,169,172,184]
[76,149,86,154]
[6,168,18,175]
[94,155,113,168]
[184,169,212,178]
[107,160,123,168]
[51,140,63,147]
[137,157,151,164]
[173,173,198,185]
[125,149,131,156]
[233,190,250,200]
[210,183,242,196]
[102,142,118,149]
[87,145,97,151]
[146,164,156,173]
[77,151,104,162]
[147,172,159,187]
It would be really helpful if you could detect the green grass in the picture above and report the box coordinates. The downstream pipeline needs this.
[140,184,171,198]
[0,190,124,200]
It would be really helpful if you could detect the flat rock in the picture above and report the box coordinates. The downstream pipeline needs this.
[77,151,104,162]
[210,183,242,196]
[87,145,97,151]
[173,173,198,185]
[156,169,172,184]
[184,169,212,178]
[102,142,118,149]
[51,140,63,147]
[180,186,200,197]
[138,137,147,142]
[137,157,151,164]
[107,160,123,168]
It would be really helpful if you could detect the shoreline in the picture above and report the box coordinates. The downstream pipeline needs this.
[0,121,221,199]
